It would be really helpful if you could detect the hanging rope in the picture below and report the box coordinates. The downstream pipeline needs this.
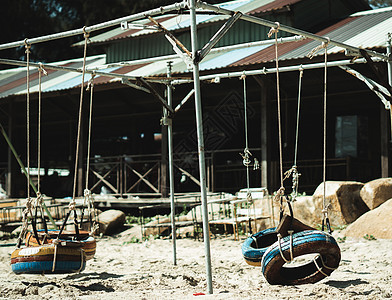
[25,39,31,205]
[80,73,99,234]
[56,27,89,241]
[34,63,49,237]
[240,73,253,234]
[16,39,37,248]
[268,23,287,219]
[285,67,304,200]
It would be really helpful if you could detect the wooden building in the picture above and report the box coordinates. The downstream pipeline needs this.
[1,0,391,199]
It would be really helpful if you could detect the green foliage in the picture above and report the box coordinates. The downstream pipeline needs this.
[363,234,377,241]
[337,236,346,243]
[368,0,392,8]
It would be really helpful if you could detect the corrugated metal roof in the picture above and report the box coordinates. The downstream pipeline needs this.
[1,7,390,99]
[0,55,106,99]
[230,7,392,67]
[77,0,302,45]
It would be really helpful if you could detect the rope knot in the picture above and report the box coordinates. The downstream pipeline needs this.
[273,186,285,204]
[84,189,91,197]
[68,200,76,211]
[38,63,48,76]
[246,191,252,203]
[267,22,280,38]
[307,38,330,59]
[35,192,44,206]
[86,73,95,91]
[24,39,31,53]
[240,148,252,167]
[83,26,90,40]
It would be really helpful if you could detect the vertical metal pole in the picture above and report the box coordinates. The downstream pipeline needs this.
[383,33,392,178]
[167,61,177,265]
[189,0,213,294]
[387,33,392,145]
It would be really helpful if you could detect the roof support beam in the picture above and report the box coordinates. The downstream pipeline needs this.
[171,57,384,85]
[195,1,389,61]
[88,35,305,71]
[137,78,174,115]
[0,58,141,82]
[174,89,195,113]
[197,11,242,63]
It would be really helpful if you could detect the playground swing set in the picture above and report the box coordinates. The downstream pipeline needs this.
[0,0,391,294]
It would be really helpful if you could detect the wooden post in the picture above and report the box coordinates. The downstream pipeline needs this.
[381,105,389,177]
[254,76,269,189]
[6,100,17,197]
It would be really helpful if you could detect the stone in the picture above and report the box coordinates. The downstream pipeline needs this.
[98,209,126,235]
[360,178,392,210]
[344,199,392,239]
[312,181,369,226]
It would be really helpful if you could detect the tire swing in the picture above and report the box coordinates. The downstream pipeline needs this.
[11,30,96,274]
[29,26,98,261]
[238,73,275,266]
[242,24,308,267]
[261,36,341,285]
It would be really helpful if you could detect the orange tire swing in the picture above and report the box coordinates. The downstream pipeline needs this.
[11,29,97,275]
[25,230,97,260]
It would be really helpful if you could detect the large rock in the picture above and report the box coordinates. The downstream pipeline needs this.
[360,178,392,210]
[98,209,126,235]
[312,181,369,226]
[344,199,392,239]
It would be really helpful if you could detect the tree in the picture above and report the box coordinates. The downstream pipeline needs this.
[0,0,221,67]
[368,0,392,7]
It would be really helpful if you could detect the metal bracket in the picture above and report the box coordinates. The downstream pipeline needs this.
[121,78,151,93]
[344,49,361,57]
[160,116,172,126]
[120,21,159,31]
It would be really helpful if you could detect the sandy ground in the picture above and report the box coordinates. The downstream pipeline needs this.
[1,231,392,300]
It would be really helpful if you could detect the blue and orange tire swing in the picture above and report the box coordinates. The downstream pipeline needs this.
[242,200,341,285]
[11,209,93,274]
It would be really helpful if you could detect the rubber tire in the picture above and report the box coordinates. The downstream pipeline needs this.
[241,227,277,267]
[261,230,341,285]
[26,230,96,260]
[11,244,86,274]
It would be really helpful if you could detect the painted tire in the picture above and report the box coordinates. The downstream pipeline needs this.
[11,244,86,274]
[261,230,341,285]
[26,230,96,260]
[241,227,277,267]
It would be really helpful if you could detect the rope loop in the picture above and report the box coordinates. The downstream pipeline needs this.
[267,22,280,38]
[34,191,44,207]
[299,65,304,77]
[239,71,246,81]
[24,39,31,52]
[273,186,285,205]
[307,38,330,59]
[82,26,90,40]
[240,148,252,167]
[86,72,96,91]
[84,188,91,197]
[68,200,76,211]
[38,63,48,76]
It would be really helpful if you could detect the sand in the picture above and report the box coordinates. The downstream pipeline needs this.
[1,231,392,299]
